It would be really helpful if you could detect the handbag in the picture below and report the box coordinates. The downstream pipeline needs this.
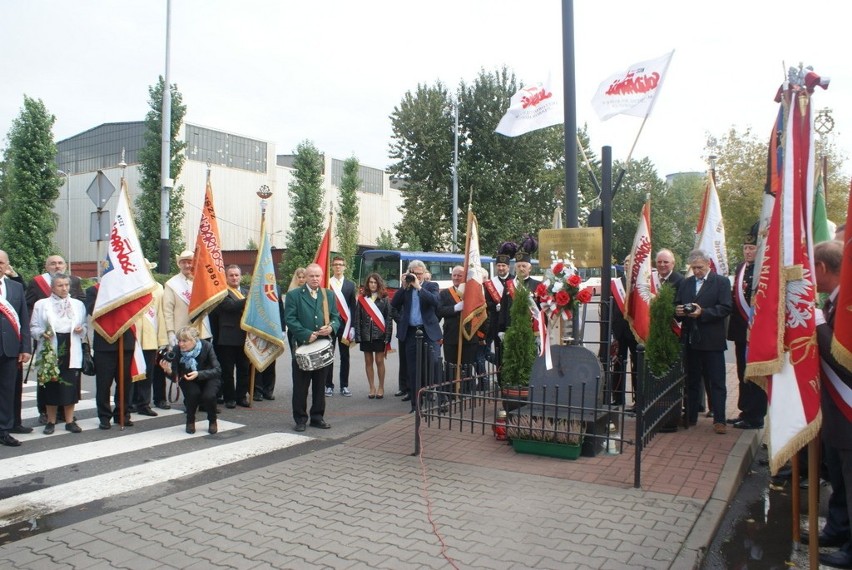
[81,341,96,376]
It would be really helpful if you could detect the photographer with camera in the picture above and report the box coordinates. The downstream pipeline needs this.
[675,249,732,434]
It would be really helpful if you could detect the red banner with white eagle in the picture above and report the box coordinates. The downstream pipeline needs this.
[832,185,852,372]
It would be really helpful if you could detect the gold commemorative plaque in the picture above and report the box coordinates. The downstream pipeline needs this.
[538,228,603,268]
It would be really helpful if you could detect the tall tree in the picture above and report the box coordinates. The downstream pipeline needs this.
[336,156,360,279]
[609,158,667,264]
[135,76,187,273]
[281,140,325,285]
[654,172,704,268]
[0,96,60,277]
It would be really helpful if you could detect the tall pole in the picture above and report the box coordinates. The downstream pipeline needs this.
[159,0,173,273]
[561,0,578,227]
[452,99,459,252]
[58,169,71,272]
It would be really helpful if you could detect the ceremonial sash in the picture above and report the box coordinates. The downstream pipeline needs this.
[0,297,21,341]
[130,324,147,381]
[507,279,516,299]
[357,295,386,332]
[228,286,245,300]
[610,279,626,314]
[165,275,193,306]
[651,271,661,292]
[733,263,751,322]
[33,273,51,297]
[448,287,461,303]
[331,279,353,343]
[822,359,852,422]
[484,277,503,304]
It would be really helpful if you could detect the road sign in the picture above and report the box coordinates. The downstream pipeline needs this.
[86,171,115,209]
[90,210,110,242]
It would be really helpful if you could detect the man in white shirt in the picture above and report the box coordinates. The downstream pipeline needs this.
[326,256,356,397]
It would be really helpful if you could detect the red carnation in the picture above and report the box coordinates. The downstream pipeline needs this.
[552,262,565,274]
[567,274,581,287]
[535,283,549,298]
[576,288,593,303]
[555,290,571,306]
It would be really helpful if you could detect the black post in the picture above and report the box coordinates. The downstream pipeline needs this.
[413,330,423,456]
[634,343,645,489]
[561,0,578,228]
[600,146,613,355]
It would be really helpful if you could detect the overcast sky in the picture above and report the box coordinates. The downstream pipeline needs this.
[1,0,849,179]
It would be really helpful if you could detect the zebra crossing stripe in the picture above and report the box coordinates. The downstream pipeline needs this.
[21,399,97,420]
[14,408,184,442]
[0,420,245,480]
[0,433,311,527]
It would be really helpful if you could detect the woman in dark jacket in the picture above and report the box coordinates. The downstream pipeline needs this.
[353,273,393,399]
[160,326,222,434]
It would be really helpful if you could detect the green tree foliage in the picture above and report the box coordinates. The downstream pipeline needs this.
[645,283,681,376]
[336,156,360,280]
[281,140,325,285]
[0,96,60,277]
[135,77,187,273]
[609,158,667,264]
[654,172,704,268]
[375,228,396,249]
[500,284,536,387]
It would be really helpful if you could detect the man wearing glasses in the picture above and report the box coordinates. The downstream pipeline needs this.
[391,260,442,412]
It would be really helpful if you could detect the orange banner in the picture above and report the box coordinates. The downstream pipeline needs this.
[189,176,227,322]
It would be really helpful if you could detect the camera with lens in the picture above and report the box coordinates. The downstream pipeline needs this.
[682,303,697,315]
[405,273,416,284]
[157,346,177,365]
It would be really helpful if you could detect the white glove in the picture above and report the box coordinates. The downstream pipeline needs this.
[168,331,177,348]
[497,332,505,342]
[454,301,464,312]
[815,308,826,326]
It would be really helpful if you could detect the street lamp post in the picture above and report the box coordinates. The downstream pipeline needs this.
[57,169,71,272]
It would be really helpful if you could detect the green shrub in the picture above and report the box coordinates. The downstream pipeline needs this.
[500,284,537,386]
[645,283,681,376]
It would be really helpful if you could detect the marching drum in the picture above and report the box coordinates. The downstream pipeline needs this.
[295,338,335,371]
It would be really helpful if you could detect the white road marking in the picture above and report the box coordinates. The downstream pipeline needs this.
[0,433,311,527]
[15,408,184,442]
[21,399,97,419]
[0,420,245,479]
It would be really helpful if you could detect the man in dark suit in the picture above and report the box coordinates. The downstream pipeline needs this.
[0,250,32,446]
[811,239,852,567]
[726,226,766,429]
[85,285,135,429]
[284,263,340,432]
[391,259,442,412]
[654,248,683,289]
[513,251,541,294]
[675,249,732,434]
[485,252,514,376]
[327,256,356,397]
[211,265,250,409]
[437,266,481,393]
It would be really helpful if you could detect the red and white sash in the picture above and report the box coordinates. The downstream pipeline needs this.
[610,279,626,314]
[822,359,852,422]
[331,278,353,343]
[733,263,751,322]
[165,274,192,306]
[357,295,386,333]
[33,273,52,297]
[0,296,21,341]
[484,277,503,304]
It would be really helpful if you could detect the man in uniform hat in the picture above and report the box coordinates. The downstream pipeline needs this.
[484,248,515,371]
[726,223,766,429]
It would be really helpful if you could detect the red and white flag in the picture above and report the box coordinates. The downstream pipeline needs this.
[694,174,729,276]
[495,76,563,137]
[189,175,228,322]
[624,201,655,343]
[93,179,157,343]
[591,51,674,121]
[461,209,487,341]
[832,185,852,372]
[746,82,821,475]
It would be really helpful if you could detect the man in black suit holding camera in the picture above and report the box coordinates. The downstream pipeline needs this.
[675,249,732,434]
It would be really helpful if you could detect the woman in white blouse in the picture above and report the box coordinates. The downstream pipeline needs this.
[30,273,88,434]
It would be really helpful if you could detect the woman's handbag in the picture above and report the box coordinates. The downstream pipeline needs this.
[81,342,96,376]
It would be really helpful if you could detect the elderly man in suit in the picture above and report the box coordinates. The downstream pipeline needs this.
[0,250,32,446]
[675,249,733,434]
[210,265,250,409]
[391,259,442,413]
[654,248,683,289]
[810,240,852,567]
[284,263,340,432]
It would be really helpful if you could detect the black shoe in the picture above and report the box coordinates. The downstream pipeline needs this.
[38,412,48,425]
[99,422,111,430]
[733,420,764,430]
[0,434,21,446]
[43,422,55,435]
[225,400,237,409]
[253,392,264,402]
[801,530,850,548]
[65,421,82,433]
[394,390,407,397]
[819,549,852,569]
[155,399,171,410]
[186,422,196,434]
[208,421,218,434]
[294,423,306,432]
[237,398,251,408]
[726,416,743,425]
[113,418,134,427]
[137,407,158,417]
[263,392,275,401]
[309,420,331,429]
[401,395,411,402]
[11,425,33,434]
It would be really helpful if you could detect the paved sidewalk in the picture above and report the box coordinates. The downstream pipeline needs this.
[0,364,760,569]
